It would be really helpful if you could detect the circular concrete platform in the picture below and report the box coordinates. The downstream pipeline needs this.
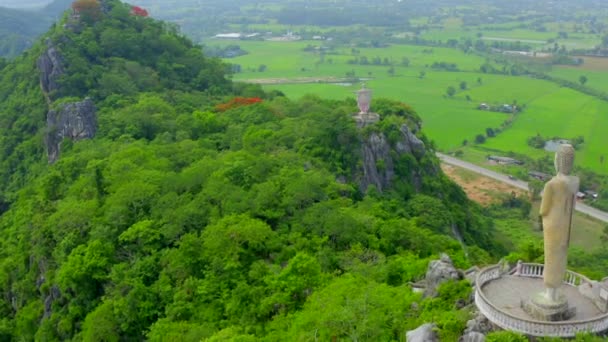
[475,263,608,337]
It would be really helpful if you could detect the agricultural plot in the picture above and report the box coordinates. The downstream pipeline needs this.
[550,60,608,94]
[482,89,608,173]
[215,39,490,79]
[419,19,600,50]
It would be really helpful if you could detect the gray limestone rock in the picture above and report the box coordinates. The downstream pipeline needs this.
[361,132,394,192]
[424,253,462,297]
[360,123,430,193]
[406,323,439,342]
[463,266,480,285]
[46,98,97,163]
[43,286,61,319]
[395,124,425,159]
[37,39,65,98]
[460,332,486,342]
[465,313,492,334]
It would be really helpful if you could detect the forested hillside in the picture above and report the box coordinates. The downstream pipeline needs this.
[0,0,509,340]
[0,0,72,58]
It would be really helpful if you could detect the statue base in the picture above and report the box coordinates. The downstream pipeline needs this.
[521,291,576,321]
[353,112,379,128]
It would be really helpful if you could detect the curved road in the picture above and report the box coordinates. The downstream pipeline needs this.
[437,153,608,223]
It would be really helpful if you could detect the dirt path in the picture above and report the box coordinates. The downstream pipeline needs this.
[441,164,526,205]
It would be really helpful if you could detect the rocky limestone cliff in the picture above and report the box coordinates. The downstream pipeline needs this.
[37,38,65,101]
[360,123,430,192]
[406,323,439,342]
[423,253,463,297]
[38,39,97,163]
[46,98,97,163]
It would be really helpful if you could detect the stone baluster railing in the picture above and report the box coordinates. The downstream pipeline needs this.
[475,264,608,337]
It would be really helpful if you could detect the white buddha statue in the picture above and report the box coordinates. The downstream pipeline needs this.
[540,144,579,303]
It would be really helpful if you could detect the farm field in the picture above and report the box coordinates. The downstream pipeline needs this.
[216,38,608,175]
[419,20,600,50]
[550,58,608,94]
[482,89,608,173]
[215,39,490,78]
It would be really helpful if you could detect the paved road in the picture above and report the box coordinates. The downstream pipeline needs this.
[437,153,608,223]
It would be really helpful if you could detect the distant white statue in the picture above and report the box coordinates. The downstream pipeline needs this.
[540,144,579,302]
[356,84,371,114]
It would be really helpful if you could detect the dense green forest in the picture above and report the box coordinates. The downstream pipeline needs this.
[2,0,606,341]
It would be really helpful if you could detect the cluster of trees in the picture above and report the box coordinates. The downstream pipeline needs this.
[432,61,459,72]
[204,44,248,59]
[347,56,393,66]
[55,3,230,100]
[445,81,469,98]
[527,135,585,150]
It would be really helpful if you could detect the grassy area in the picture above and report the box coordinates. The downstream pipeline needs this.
[482,89,608,173]
[550,64,608,93]
[451,147,531,178]
[214,39,490,78]
[500,201,605,251]
[444,165,605,251]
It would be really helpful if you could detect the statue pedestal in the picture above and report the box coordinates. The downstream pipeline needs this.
[353,112,379,128]
[521,292,576,321]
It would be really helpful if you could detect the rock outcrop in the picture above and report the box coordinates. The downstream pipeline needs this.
[361,132,394,192]
[43,286,61,319]
[424,253,463,297]
[406,323,439,342]
[459,313,492,341]
[460,332,486,342]
[46,98,97,163]
[360,123,430,192]
[37,39,65,100]
[395,124,425,159]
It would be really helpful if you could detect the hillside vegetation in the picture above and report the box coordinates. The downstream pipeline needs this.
[0,0,512,340]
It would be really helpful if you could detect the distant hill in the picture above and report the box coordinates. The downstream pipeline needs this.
[0,0,72,58]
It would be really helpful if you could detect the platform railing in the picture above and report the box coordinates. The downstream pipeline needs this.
[476,263,608,337]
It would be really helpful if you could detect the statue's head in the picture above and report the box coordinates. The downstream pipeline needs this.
[555,144,574,175]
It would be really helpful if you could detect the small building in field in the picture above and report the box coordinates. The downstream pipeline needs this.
[488,155,524,165]
[214,33,242,39]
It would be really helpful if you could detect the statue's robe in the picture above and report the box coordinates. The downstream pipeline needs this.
[540,174,579,289]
